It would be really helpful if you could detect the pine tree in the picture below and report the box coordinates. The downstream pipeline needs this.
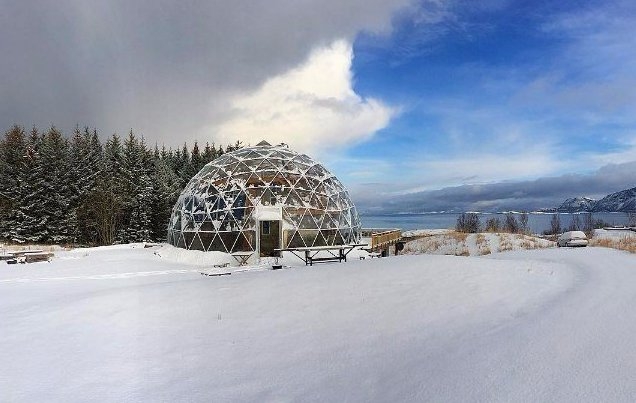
[84,134,125,245]
[150,157,182,241]
[203,142,216,165]
[190,141,203,176]
[75,128,103,244]
[12,127,45,243]
[178,142,191,187]
[1,124,237,245]
[39,126,71,243]
[0,125,26,240]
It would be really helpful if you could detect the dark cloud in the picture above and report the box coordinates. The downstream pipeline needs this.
[0,0,409,145]
[355,161,636,212]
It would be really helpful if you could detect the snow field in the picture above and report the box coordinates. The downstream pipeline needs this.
[0,244,575,402]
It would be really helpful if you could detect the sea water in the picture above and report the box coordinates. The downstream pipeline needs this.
[360,212,633,234]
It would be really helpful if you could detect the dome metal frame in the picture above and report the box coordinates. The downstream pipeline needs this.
[167,142,361,257]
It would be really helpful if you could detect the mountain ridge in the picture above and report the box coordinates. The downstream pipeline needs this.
[546,187,636,213]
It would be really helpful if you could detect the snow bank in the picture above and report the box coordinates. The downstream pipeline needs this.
[403,231,554,256]
[152,243,233,267]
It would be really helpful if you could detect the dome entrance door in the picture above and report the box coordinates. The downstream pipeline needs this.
[259,220,281,257]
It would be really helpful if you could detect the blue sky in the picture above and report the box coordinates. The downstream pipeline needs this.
[326,0,636,211]
[2,0,635,212]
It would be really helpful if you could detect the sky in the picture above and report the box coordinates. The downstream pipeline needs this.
[1,0,635,212]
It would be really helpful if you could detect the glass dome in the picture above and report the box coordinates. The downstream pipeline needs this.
[167,141,361,256]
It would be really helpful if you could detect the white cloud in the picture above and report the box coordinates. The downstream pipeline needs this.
[208,40,397,154]
[400,149,562,192]
[0,1,411,147]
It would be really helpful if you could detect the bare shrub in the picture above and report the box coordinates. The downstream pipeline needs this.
[504,213,519,234]
[519,212,529,234]
[582,213,594,236]
[485,217,501,232]
[456,213,481,233]
[549,214,561,235]
[590,237,636,253]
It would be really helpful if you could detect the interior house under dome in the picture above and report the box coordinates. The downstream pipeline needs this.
[167,141,362,259]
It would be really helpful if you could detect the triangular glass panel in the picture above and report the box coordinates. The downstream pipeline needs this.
[333,230,345,245]
[232,231,254,252]
[283,206,303,227]
[295,189,311,207]
[271,172,291,187]
[312,181,327,196]
[245,173,265,188]
[284,190,303,207]
[189,233,204,251]
[305,165,322,178]
[233,162,251,175]
[326,197,339,211]
[299,213,317,230]
[255,158,277,172]
[308,193,323,210]
[294,177,311,191]
[209,234,226,252]
[244,150,262,160]
[287,230,305,248]
[314,231,328,247]
[260,188,276,206]
[303,230,319,247]
[183,232,195,249]
[200,232,215,251]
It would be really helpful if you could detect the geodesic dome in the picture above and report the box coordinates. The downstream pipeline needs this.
[167,141,361,256]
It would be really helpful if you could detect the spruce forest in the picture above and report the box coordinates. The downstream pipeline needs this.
[0,125,241,246]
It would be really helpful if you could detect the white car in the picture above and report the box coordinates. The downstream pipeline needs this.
[557,231,589,247]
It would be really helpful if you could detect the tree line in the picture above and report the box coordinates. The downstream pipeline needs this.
[0,125,240,246]
[456,211,618,236]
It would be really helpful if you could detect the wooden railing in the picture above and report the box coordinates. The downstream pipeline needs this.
[369,229,402,249]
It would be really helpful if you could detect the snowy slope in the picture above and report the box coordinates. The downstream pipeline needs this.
[1,245,635,402]
[557,196,596,212]
[592,186,636,212]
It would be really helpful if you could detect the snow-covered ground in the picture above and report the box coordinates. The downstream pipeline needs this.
[594,228,636,240]
[1,244,635,402]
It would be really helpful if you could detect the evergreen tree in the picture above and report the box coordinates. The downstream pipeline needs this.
[39,126,71,243]
[178,142,191,187]
[0,125,26,240]
[150,157,182,241]
[84,134,125,245]
[12,127,45,242]
[203,142,216,165]
[1,124,236,245]
[190,141,203,176]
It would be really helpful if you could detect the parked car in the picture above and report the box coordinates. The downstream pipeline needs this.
[557,231,589,247]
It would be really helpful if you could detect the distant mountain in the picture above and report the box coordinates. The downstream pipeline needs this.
[592,187,636,212]
[556,197,596,213]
